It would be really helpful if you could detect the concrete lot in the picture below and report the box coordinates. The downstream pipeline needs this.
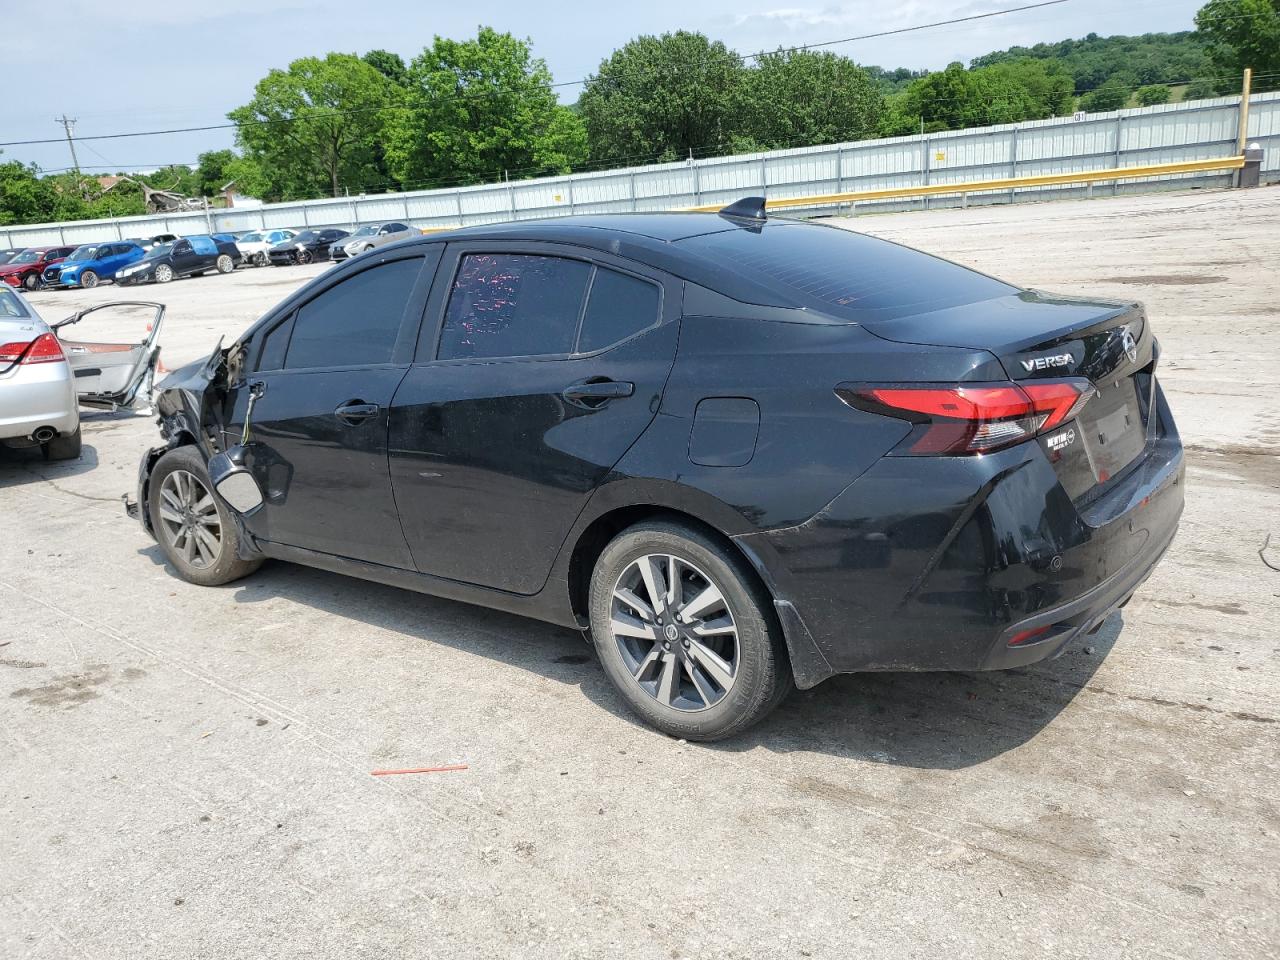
[2,189,1278,959]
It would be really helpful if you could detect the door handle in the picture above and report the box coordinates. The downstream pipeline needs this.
[561,379,634,408]
[335,400,379,424]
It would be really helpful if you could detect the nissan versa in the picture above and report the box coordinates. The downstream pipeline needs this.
[127,200,1183,740]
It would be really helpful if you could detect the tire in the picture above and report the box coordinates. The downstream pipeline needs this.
[154,263,174,283]
[589,520,793,741]
[297,249,313,265]
[23,272,39,291]
[216,254,234,274]
[79,270,99,289]
[254,251,268,267]
[148,445,263,587]
[41,427,81,461]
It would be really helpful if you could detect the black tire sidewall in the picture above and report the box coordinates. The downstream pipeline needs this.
[148,445,261,587]
[23,272,38,290]
[589,521,790,741]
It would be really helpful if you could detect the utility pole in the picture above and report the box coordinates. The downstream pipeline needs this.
[55,115,81,176]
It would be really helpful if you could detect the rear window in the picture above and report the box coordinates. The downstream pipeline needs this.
[679,223,1015,323]
[0,289,30,318]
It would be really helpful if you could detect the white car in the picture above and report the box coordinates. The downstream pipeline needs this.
[0,286,80,460]
[330,222,417,261]
[236,229,298,267]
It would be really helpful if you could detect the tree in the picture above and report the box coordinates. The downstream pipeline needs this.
[1185,78,1218,99]
[229,53,401,200]
[363,49,408,86]
[881,60,1073,136]
[1135,83,1173,105]
[194,149,237,197]
[1078,76,1131,111]
[738,50,884,149]
[384,28,586,187]
[578,32,747,163]
[1195,0,1280,92]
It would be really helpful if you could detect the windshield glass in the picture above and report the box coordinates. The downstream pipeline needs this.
[67,245,100,262]
[679,223,1016,324]
[239,232,263,243]
[11,249,42,264]
[0,288,30,317]
[349,225,377,238]
[293,231,320,243]
[144,243,175,260]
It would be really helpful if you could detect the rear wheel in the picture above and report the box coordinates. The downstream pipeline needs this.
[23,272,39,291]
[148,445,262,587]
[79,270,99,289]
[41,427,81,461]
[589,520,792,741]
[297,249,313,265]
[154,263,174,283]
[216,254,234,274]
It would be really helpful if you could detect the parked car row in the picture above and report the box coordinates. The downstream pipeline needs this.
[234,222,419,267]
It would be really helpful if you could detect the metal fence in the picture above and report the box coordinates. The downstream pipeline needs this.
[4,92,1277,248]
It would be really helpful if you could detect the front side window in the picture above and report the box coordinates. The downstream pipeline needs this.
[284,257,422,369]
[438,254,591,361]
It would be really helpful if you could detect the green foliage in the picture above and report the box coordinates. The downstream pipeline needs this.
[578,32,746,163]
[881,60,1074,135]
[1195,0,1280,92]
[1135,83,1173,105]
[739,50,883,149]
[971,31,1212,92]
[1185,78,1219,99]
[385,28,587,187]
[363,49,408,86]
[1078,77,1131,111]
[229,52,401,199]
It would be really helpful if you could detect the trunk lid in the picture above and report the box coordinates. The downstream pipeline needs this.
[867,290,1158,502]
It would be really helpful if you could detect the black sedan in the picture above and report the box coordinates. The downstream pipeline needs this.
[128,199,1183,741]
[267,228,349,265]
[115,236,240,285]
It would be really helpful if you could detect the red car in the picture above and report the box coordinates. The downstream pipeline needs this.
[0,246,76,291]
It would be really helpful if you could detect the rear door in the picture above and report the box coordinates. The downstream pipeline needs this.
[388,241,681,594]
[223,248,439,566]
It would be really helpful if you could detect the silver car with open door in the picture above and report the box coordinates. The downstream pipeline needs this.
[52,301,165,411]
[0,286,80,459]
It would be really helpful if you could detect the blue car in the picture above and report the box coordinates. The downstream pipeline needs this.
[45,241,145,289]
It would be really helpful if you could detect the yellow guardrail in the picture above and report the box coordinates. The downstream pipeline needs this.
[684,155,1246,213]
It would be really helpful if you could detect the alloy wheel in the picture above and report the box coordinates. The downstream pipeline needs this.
[610,553,740,712]
[156,264,173,283]
[157,469,222,569]
[80,270,98,289]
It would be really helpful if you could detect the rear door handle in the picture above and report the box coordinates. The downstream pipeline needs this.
[561,379,634,408]
[335,400,379,425]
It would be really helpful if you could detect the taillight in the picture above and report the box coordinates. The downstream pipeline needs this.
[838,378,1094,455]
[0,333,66,365]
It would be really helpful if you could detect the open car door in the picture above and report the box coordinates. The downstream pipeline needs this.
[53,301,164,410]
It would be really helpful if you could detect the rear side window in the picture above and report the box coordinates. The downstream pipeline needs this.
[578,268,660,353]
[679,223,1015,323]
[438,253,590,360]
[285,258,421,369]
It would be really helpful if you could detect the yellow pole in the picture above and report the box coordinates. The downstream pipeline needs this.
[1238,67,1253,154]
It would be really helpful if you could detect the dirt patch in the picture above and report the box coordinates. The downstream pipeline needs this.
[1098,274,1226,285]
[1185,443,1280,489]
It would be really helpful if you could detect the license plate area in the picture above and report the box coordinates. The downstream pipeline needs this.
[1041,376,1148,500]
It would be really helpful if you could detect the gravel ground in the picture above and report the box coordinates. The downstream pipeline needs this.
[2,187,1278,960]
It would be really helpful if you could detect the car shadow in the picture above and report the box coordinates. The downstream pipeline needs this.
[133,553,1123,771]
[0,442,100,488]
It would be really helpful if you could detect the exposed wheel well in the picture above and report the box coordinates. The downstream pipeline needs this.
[566,505,773,624]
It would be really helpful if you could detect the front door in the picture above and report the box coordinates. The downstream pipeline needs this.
[389,243,680,595]
[224,250,437,567]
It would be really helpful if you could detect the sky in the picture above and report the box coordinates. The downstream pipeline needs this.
[1,0,1206,175]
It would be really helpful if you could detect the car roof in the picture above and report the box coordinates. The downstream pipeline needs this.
[448,213,738,245]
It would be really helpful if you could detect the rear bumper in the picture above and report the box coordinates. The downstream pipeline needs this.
[743,387,1183,685]
[0,365,79,442]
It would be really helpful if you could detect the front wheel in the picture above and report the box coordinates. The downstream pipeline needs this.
[79,270,99,289]
[23,272,39,291]
[297,249,313,265]
[148,445,263,587]
[154,263,174,283]
[216,254,234,274]
[254,251,268,267]
[589,520,793,741]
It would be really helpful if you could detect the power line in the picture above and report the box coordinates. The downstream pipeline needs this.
[2,1,1072,149]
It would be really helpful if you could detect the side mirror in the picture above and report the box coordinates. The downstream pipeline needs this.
[207,445,264,516]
